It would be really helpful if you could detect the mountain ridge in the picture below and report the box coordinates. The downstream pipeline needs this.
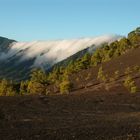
[0,34,121,81]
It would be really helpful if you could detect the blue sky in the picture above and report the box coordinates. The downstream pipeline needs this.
[0,0,140,41]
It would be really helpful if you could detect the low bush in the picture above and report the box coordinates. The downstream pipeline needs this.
[123,76,137,93]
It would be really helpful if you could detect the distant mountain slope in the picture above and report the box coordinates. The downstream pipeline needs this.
[0,35,121,81]
[0,37,16,52]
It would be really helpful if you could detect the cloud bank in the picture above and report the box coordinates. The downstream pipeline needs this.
[0,35,122,69]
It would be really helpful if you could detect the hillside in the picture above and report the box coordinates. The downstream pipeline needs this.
[45,27,140,95]
[0,37,16,51]
[0,27,140,140]
[1,44,140,138]
[0,27,140,95]
[0,35,120,81]
[46,43,140,95]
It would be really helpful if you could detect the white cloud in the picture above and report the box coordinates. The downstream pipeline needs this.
[0,35,122,68]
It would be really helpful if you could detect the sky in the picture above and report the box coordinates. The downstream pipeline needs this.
[0,0,140,41]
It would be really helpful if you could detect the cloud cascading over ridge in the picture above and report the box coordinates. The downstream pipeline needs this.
[0,34,122,69]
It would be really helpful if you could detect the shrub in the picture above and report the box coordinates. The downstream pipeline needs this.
[97,66,108,82]
[45,89,50,95]
[133,65,140,72]
[59,79,72,94]
[90,49,102,66]
[27,81,46,94]
[5,87,16,96]
[131,86,137,93]
[30,68,48,84]
[20,81,28,95]
[0,79,16,96]
[123,76,137,93]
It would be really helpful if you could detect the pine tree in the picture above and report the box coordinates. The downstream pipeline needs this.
[20,81,28,95]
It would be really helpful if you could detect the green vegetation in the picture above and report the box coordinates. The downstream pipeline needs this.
[0,79,17,96]
[59,72,72,94]
[97,66,108,82]
[60,79,72,94]
[20,81,28,95]
[133,65,140,72]
[27,81,46,95]
[0,27,140,95]
[123,76,137,93]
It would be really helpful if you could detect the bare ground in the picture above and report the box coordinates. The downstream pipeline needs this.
[0,91,140,140]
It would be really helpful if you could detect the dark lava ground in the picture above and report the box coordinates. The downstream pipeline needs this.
[0,91,140,140]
